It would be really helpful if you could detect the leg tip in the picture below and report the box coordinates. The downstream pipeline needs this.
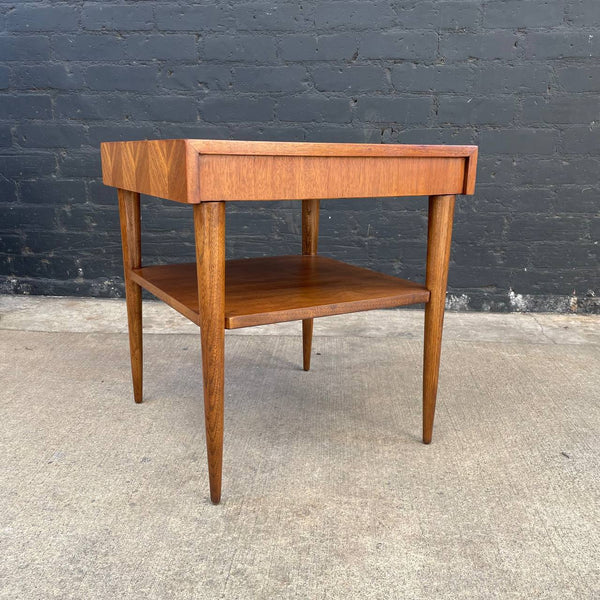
[209,480,222,505]
[133,384,143,404]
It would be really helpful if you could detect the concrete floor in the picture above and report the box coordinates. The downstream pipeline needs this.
[1,295,599,599]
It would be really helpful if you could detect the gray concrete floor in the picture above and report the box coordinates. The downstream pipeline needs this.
[1,295,599,599]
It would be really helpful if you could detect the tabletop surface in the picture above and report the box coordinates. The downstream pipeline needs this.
[183,139,477,158]
[101,139,478,203]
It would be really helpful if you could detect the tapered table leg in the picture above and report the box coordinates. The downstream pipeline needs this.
[194,202,226,504]
[423,194,455,444]
[301,199,320,371]
[118,189,143,404]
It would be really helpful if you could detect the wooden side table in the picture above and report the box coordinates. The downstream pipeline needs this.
[101,139,478,504]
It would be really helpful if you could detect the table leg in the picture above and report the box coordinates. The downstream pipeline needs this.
[194,202,226,504]
[423,194,455,444]
[118,189,142,404]
[301,199,320,371]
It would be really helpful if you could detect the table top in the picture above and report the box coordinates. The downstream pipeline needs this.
[101,139,478,203]
[172,139,477,158]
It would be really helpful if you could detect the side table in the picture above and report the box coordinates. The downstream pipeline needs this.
[101,139,478,504]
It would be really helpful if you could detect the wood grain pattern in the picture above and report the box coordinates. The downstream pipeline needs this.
[186,139,477,159]
[102,139,199,203]
[423,195,456,445]
[197,155,467,201]
[101,139,478,203]
[129,256,430,329]
[194,201,226,505]
[302,199,320,371]
[463,147,478,195]
[117,189,143,404]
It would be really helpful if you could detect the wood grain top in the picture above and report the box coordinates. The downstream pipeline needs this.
[129,255,430,329]
[186,139,477,158]
[101,139,478,203]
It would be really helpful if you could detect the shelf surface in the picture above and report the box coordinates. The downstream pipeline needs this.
[130,256,430,329]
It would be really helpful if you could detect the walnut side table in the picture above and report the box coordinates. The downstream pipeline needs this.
[101,139,478,504]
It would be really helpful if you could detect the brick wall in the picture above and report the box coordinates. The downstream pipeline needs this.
[1,1,598,312]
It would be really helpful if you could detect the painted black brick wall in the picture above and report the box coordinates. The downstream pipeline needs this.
[1,1,599,312]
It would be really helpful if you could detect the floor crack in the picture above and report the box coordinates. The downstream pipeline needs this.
[530,313,557,345]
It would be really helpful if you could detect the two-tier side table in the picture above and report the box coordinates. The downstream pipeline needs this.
[101,139,478,504]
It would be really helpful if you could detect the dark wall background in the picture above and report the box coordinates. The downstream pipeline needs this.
[1,1,599,312]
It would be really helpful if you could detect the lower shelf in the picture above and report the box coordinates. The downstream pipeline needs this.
[130,255,430,329]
